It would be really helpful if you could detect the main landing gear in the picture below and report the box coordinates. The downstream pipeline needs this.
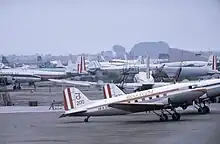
[194,101,210,114]
[84,116,90,122]
[153,109,181,122]
[13,83,21,90]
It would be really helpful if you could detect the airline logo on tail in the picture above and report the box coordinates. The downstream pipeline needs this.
[77,56,87,74]
[63,88,74,110]
[63,87,89,110]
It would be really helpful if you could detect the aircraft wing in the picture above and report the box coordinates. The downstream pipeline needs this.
[123,83,143,87]
[48,79,97,86]
[109,102,167,113]
[123,82,170,89]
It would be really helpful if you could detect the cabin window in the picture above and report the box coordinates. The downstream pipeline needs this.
[128,101,130,103]
[156,95,159,98]
[149,97,152,100]
[142,98,145,101]
[163,93,167,97]
[135,100,138,102]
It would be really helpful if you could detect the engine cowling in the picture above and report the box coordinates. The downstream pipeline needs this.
[161,97,170,105]
[0,76,14,85]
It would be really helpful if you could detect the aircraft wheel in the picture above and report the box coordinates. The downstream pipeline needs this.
[84,116,90,122]
[204,106,210,113]
[181,105,188,110]
[172,113,181,121]
[202,106,210,114]
[13,85,16,90]
[160,114,168,122]
[84,118,89,122]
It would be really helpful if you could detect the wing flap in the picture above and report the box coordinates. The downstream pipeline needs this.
[109,102,165,113]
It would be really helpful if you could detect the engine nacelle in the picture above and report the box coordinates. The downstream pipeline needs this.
[161,98,170,105]
[0,76,14,85]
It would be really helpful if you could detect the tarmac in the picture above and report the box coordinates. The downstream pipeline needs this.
[0,83,220,144]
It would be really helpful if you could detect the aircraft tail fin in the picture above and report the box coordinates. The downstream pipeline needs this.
[134,72,154,84]
[103,84,125,99]
[56,60,63,68]
[76,56,87,74]
[207,55,213,65]
[145,55,150,79]
[134,56,154,84]
[65,60,74,73]
[100,55,106,62]
[135,56,143,64]
[63,87,91,110]
[124,54,128,61]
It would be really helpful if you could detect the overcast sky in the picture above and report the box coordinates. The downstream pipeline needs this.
[0,0,220,55]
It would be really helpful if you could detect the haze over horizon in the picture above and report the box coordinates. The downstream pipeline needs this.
[0,0,220,55]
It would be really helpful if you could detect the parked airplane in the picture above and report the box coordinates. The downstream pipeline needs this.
[88,56,143,70]
[109,56,144,65]
[186,78,220,113]
[162,55,217,67]
[0,56,87,90]
[0,63,11,69]
[49,56,170,91]
[59,82,206,122]
[94,55,219,81]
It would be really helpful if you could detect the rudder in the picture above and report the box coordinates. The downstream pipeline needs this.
[63,87,90,110]
[103,83,125,99]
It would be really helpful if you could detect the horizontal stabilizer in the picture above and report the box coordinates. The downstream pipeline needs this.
[59,109,87,118]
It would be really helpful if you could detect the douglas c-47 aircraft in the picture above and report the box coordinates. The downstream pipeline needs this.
[59,82,206,122]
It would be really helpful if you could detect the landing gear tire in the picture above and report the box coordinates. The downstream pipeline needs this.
[204,106,210,113]
[202,106,210,114]
[181,105,188,110]
[84,116,90,122]
[159,114,168,122]
[172,113,181,121]
[13,85,16,90]
[198,106,210,114]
